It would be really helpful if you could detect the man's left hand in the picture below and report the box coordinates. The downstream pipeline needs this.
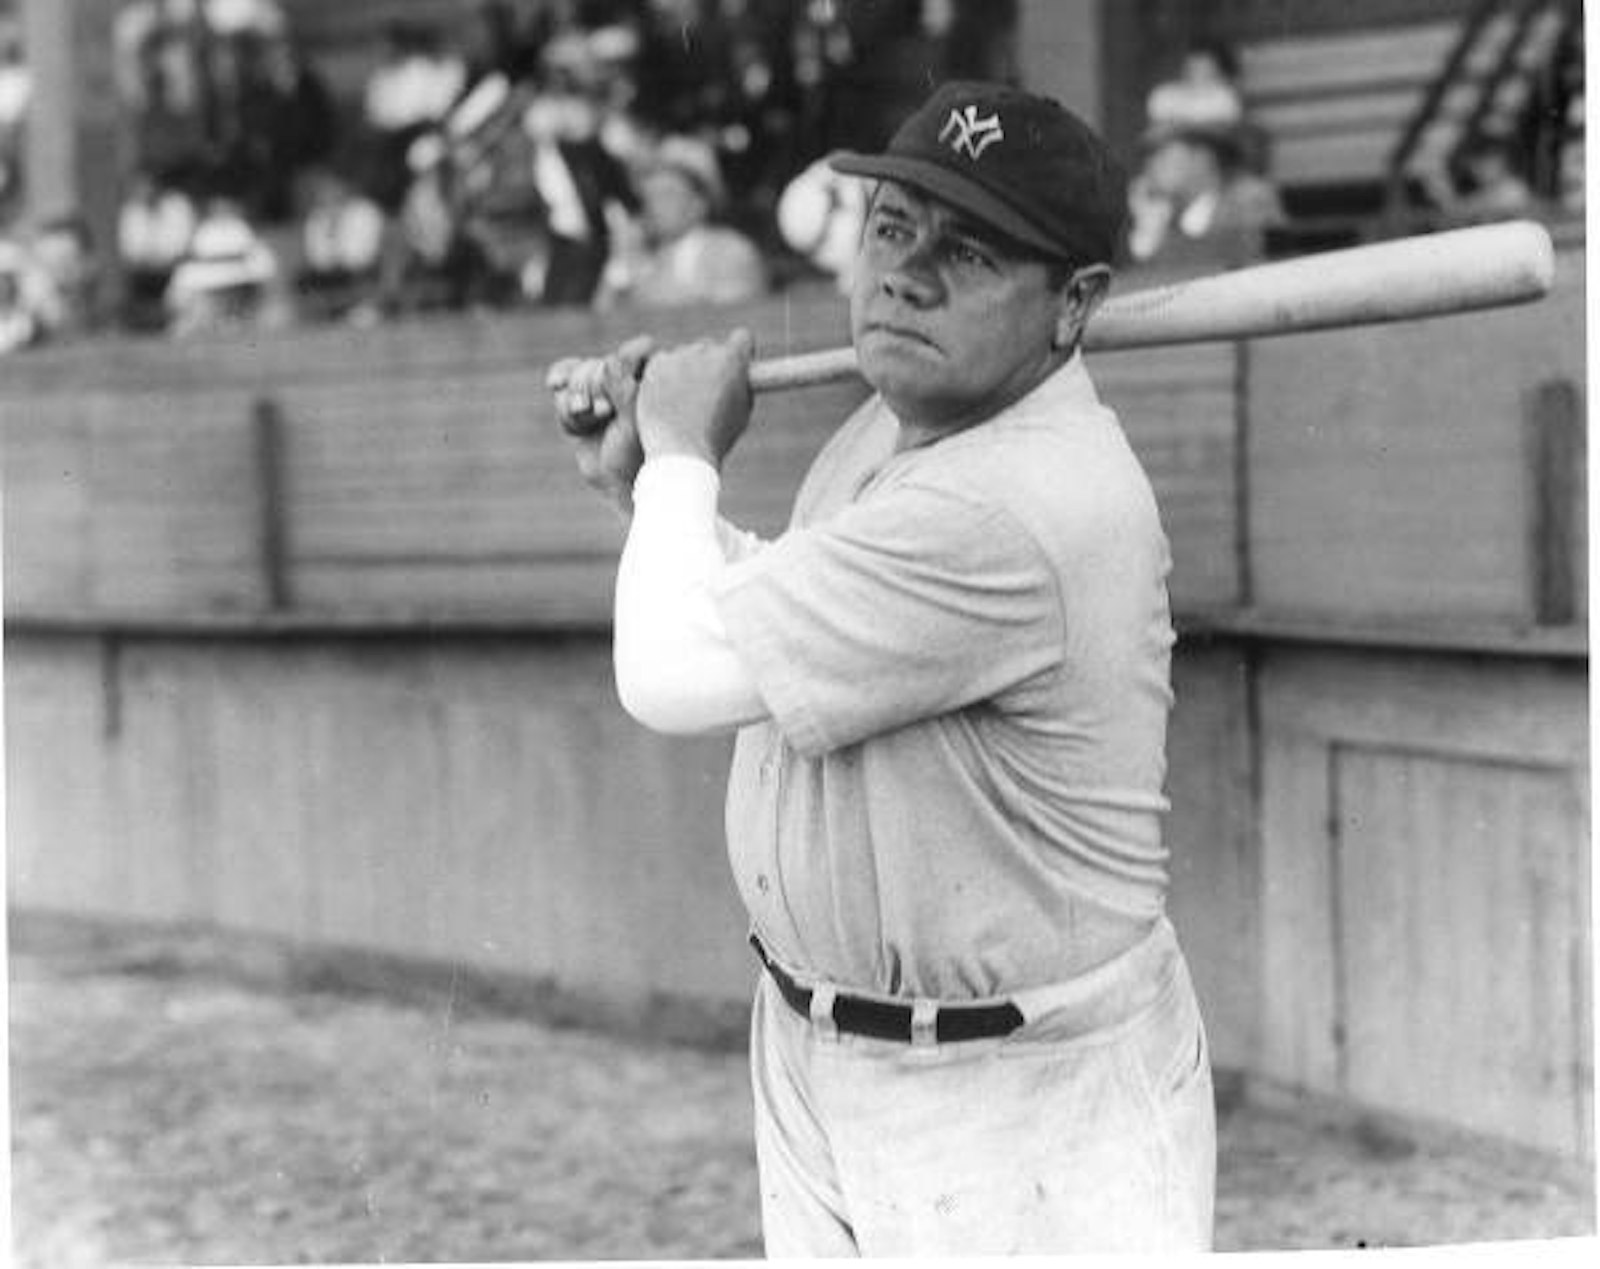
[635,328,756,468]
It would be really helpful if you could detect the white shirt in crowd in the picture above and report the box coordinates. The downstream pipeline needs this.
[303,197,386,275]
[364,53,467,133]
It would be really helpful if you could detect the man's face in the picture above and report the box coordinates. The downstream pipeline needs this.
[639,168,708,245]
[850,181,1070,434]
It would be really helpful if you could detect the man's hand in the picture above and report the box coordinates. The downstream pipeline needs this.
[635,328,755,468]
[547,335,655,513]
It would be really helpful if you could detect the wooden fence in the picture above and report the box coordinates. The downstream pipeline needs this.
[3,243,1589,1158]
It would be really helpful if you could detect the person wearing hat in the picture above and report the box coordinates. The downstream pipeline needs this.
[1128,119,1284,270]
[595,134,767,309]
[548,80,1214,1255]
[164,197,289,336]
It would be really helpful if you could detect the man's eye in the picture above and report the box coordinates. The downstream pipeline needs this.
[871,217,909,241]
[946,241,993,269]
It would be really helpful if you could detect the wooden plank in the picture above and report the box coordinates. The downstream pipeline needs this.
[2,637,115,912]
[427,697,555,974]
[1258,725,1342,1092]
[1164,646,1260,1072]
[1256,647,1591,1157]
[1334,745,1589,1154]
[1528,378,1585,626]
[1239,22,1463,98]
[105,644,218,923]
[206,659,317,940]
[252,399,291,610]
[1209,0,1480,41]
[290,558,617,623]
[1269,126,1458,183]
[1,301,1242,624]
[1248,242,1585,625]
[0,410,93,610]
[82,391,267,613]
[1260,648,1588,767]
[1100,343,1242,611]
[1250,82,1475,137]
[298,679,434,951]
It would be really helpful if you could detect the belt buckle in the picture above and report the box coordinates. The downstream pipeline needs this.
[808,982,840,1042]
[910,999,937,1047]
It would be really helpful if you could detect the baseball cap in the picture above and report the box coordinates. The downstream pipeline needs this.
[830,80,1128,267]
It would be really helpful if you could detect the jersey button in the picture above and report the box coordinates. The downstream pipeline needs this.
[756,874,771,894]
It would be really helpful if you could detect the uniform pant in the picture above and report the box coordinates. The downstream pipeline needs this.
[748,917,1216,1257]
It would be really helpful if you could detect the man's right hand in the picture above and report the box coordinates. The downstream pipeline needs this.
[547,335,656,513]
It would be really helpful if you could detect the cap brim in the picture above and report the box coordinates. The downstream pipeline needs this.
[829,151,1071,262]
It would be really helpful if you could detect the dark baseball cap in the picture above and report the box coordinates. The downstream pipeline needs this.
[830,80,1128,267]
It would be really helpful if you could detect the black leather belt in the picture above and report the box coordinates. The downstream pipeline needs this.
[750,934,1024,1043]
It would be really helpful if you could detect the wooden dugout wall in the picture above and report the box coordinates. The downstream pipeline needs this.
[3,242,1589,1158]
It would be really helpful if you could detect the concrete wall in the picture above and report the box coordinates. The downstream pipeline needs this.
[4,632,751,1023]
[2,630,1260,1061]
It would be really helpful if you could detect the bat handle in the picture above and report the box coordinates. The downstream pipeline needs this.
[748,346,861,394]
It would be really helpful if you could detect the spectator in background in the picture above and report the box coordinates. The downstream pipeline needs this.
[1424,133,1539,227]
[459,0,544,90]
[380,69,535,318]
[596,133,767,308]
[28,214,102,339]
[0,235,56,353]
[445,70,551,308]
[205,0,287,39]
[1143,40,1271,179]
[295,166,386,322]
[0,237,40,352]
[1127,122,1284,270]
[360,22,467,211]
[521,36,638,307]
[383,130,472,313]
[129,22,213,196]
[1146,40,1245,133]
[164,195,288,336]
[0,16,30,223]
[236,30,338,222]
[118,170,199,330]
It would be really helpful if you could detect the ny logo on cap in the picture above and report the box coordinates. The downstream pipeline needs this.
[939,104,1004,160]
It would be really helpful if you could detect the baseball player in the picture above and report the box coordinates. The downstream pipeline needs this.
[548,80,1215,1256]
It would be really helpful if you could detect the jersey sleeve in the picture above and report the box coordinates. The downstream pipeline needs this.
[709,478,1064,756]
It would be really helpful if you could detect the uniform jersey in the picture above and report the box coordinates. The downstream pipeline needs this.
[709,356,1176,1000]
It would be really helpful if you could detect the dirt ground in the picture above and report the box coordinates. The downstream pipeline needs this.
[8,917,1595,1265]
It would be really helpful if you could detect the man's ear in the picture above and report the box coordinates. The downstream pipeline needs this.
[1052,264,1113,352]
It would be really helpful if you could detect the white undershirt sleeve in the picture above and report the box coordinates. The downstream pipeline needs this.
[613,455,772,734]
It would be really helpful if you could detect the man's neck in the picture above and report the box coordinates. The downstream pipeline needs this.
[887,349,1076,452]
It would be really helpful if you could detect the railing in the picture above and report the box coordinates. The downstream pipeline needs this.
[1382,0,1504,217]
[1382,0,1583,225]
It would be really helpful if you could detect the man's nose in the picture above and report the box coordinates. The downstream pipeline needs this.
[880,237,942,307]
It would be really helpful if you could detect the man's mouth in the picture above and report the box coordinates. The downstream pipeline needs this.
[863,321,940,351]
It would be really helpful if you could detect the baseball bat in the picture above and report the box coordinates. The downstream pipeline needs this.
[746,219,1556,394]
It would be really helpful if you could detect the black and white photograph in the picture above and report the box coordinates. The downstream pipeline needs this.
[1,0,1594,1262]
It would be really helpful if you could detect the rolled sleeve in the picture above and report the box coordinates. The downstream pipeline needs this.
[709,480,1064,756]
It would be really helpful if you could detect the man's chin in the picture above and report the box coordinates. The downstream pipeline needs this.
[858,335,944,391]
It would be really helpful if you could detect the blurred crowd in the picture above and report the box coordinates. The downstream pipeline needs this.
[0,0,1560,354]
[2,0,1024,348]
